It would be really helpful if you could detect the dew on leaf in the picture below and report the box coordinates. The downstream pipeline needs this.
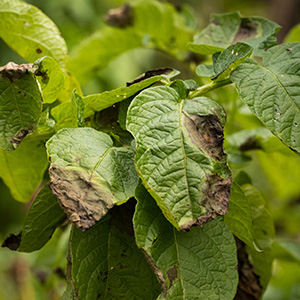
[231,49,234,55]
[235,52,239,56]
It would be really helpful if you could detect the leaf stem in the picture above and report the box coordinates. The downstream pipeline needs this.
[188,78,232,98]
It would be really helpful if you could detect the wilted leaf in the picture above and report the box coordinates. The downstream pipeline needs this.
[189,12,280,55]
[126,85,232,230]
[0,0,67,66]
[46,128,138,231]
[231,43,300,153]
[134,183,238,300]
[68,202,161,300]
[17,185,66,252]
[0,62,42,150]
[0,139,48,202]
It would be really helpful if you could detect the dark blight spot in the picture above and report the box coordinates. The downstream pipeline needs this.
[183,113,225,160]
[105,3,133,28]
[1,232,22,251]
[36,48,42,54]
[167,266,178,287]
[232,20,257,44]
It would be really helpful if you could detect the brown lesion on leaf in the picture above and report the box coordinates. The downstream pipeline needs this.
[1,232,22,251]
[180,174,232,231]
[10,128,32,149]
[49,164,114,231]
[0,62,35,82]
[183,112,225,161]
[104,3,133,28]
[234,237,262,300]
[232,19,258,44]
[167,265,178,288]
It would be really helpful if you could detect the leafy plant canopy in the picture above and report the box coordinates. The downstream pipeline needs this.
[1,0,300,299]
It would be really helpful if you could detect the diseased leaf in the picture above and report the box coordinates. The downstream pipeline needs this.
[69,202,161,300]
[189,12,280,55]
[0,139,48,202]
[0,62,42,150]
[243,184,275,290]
[18,185,66,252]
[46,128,138,231]
[34,56,65,103]
[231,43,300,153]
[67,27,142,84]
[71,90,84,127]
[0,0,67,66]
[224,182,254,247]
[134,183,238,300]
[126,85,232,230]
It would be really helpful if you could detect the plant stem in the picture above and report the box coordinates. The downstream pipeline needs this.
[188,78,232,98]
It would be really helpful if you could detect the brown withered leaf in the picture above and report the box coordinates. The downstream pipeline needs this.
[105,3,133,28]
[2,232,22,251]
[49,165,114,231]
[0,62,35,82]
[232,19,258,44]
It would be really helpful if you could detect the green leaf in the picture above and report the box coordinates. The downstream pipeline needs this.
[34,56,65,104]
[242,184,275,290]
[18,185,66,252]
[0,139,48,202]
[189,12,280,55]
[67,27,142,84]
[231,43,300,153]
[212,42,253,80]
[196,64,214,77]
[126,85,232,230]
[284,23,300,43]
[0,62,42,150]
[71,90,84,127]
[46,127,138,231]
[69,203,161,300]
[224,182,254,247]
[134,183,238,300]
[83,71,174,118]
[272,240,300,263]
[0,0,67,66]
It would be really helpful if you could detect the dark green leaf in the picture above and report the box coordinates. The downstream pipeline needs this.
[0,0,67,66]
[69,203,161,300]
[46,128,138,231]
[134,183,238,300]
[18,185,66,252]
[189,12,280,55]
[0,62,42,150]
[126,86,232,230]
[224,182,254,247]
[231,43,300,153]
[0,139,48,202]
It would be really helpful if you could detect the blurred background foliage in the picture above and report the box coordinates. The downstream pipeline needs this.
[0,0,300,299]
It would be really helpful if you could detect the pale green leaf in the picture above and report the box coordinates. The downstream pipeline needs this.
[0,0,67,66]
[71,90,84,127]
[67,27,142,84]
[46,128,138,231]
[18,185,66,252]
[134,183,238,300]
[0,62,42,150]
[69,204,161,300]
[231,43,300,153]
[0,139,48,202]
[34,56,65,104]
[224,182,254,247]
[126,85,232,230]
[243,184,275,290]
[196,64,214,77]
[190,12,280,55]
[272,240,300,263]
[284,23,300,43]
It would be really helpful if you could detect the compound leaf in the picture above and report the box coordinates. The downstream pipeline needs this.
[18,185,66,252]
[46,127,138,231]
[134,183,238,300]
[126,85,232,230]
[231,43,300,153]
[69,203,161,300]
[0,139,48,202]
[0,0,67,66]
[0,62,42,150]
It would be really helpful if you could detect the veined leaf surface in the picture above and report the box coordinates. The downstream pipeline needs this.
[126,86,232,230]
[0,0,67,66]
[46,128,138,231]
[134,183,238,300]
[231,43,300,153]
[69,203,161,300]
